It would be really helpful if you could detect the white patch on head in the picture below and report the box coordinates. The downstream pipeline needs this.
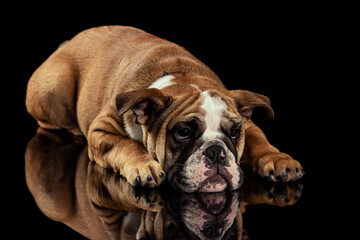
[148,75,175,89]
[200,91,227,141]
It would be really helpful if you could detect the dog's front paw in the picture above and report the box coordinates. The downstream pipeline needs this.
[254,152,304,182]
[121,157,165,188]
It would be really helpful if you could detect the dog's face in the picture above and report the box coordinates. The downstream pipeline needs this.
[117,77,273,193]
[163,89,245,193]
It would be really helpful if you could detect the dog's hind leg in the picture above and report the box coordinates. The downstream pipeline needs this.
[26,49,81,135]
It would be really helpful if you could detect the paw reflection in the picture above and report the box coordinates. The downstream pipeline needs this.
[241,168,303,208]
[133,187,165,209]
[265,181,303,206]
[88,160,164,212]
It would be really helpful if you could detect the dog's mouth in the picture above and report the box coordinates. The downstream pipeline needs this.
[169,158,242,193]
[168,141,242,193]
[198,159,240,192]
[199,174,228,192]
[171,165,238,193]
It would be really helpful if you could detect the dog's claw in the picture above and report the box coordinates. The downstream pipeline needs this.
[122,158,165,188]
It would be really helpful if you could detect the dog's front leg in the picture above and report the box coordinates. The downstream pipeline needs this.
[87,108,165,187]
[242,120,304,182]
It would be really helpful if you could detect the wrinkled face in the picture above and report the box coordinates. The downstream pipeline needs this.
[118,77,273,193]
[162,90,244,193]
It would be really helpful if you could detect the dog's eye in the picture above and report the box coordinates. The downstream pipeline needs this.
[174,128,191,140]
[230,127,241,140]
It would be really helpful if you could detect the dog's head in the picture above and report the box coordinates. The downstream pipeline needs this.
[116,75,273,192]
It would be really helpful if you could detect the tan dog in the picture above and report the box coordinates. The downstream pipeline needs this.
[26,26,303,191]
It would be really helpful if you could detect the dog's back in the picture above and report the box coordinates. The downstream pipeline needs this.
[25,26,217,135]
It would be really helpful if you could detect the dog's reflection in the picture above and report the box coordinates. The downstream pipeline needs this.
[88,159,243,240]
[25,128,302,240]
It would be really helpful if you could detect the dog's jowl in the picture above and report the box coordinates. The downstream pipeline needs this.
[26,26,304,192]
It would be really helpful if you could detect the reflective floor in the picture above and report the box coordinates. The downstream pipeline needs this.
[25,128,306,240]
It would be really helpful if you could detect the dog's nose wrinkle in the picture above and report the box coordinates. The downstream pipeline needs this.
[204,145,226,164]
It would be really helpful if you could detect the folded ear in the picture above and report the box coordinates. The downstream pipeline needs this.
[229,90,275,120]
[116,88,172,125]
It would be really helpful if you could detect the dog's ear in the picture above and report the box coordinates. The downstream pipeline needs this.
[229,90,274,121]
[116,88,172,125]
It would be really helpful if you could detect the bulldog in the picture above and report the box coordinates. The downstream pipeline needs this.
[26,26,304,192]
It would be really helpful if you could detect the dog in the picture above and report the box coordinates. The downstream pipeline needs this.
[26,26,303,192]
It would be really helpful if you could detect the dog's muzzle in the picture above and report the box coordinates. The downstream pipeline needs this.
[177,140,243,193]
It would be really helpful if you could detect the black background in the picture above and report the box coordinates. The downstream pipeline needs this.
[4,2,352,239]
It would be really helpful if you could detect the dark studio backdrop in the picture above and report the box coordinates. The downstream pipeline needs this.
[4,2,349,239]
